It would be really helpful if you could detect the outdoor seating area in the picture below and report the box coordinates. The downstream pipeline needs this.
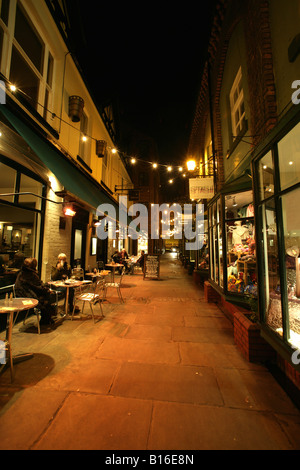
[0,257,144,383]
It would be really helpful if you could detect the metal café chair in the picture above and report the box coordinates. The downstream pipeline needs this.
[104,266,126,303]
[71,278,106,323]
[71,267,84,280]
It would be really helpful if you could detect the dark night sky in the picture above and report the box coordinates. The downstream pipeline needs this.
[67,1,217,169]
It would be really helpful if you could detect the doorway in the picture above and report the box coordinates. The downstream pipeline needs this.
[70,207,89,269]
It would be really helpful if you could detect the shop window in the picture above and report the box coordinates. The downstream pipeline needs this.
[278,121,300,191]
[229,67,246,138]
[282,187,300,349]
[225,190,256,295]
[257,151,274,200]
[259,199,282,336]
[0,203,42,287]
[19,173,43,210]
[0,161,44,288]
[0,162,16,203]
[217,199,223,287]
[209,199,221,286]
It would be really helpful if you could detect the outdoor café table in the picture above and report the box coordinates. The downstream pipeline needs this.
[48,279,92,317]
[0,297,39,382]
[105,263,124,282]
[85,270,111,281]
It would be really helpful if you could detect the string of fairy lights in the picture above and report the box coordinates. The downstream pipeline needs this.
[4,79,213,182]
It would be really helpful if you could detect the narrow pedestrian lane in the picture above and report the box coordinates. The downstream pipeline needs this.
[1,253,300,450]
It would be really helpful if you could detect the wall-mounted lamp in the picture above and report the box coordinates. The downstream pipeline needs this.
[63,205,76,217]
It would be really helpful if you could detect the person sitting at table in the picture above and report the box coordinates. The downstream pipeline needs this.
[120,248,129,273]
[51,253,79,313]
[15,257,56,325]
[112,250,121,263]
[137,250,146,270]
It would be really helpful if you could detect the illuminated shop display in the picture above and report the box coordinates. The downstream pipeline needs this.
[254,120,300,352]
[225,190,256,295]
[208,188,256,298]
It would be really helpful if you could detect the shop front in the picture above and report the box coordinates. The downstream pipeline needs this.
[207,181,256,303]
[252,107,300,369]
[0,156,45,287]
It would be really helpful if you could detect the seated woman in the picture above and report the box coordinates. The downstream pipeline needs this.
[51,253,79,313]
[15,258,56,325]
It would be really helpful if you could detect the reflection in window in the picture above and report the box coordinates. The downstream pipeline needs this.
[0,203,41,287]
[10,45,40,106]
[14,3,44,73]
[19,174,43,210]
[260,200,282,336]
[278,122,300,191]
[282,187,300,349]
[258,151,274,200]
[209,199,221,286]
[0,162,16,202]
[226,190,256,295]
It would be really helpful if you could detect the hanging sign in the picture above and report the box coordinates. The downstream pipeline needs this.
[189,177,214,200]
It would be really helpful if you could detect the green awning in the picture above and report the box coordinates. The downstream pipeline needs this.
[0,105,120,215]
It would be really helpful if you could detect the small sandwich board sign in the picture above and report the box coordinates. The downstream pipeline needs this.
[143,254,160,280]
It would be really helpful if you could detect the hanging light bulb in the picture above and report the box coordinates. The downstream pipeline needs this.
[131,158,136,164]
[167,166,172,172]
[187,160,196,171]
[153,163,158,169]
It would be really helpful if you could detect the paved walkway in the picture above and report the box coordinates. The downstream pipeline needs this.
[1,253,300,450]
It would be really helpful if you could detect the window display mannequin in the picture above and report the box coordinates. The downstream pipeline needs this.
[229,221,250,245]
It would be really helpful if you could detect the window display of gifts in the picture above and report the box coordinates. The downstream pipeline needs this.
[227,235,257,295]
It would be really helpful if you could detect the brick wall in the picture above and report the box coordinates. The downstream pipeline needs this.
[234,310,276,363]
[244,0,278,144]
[41,187,72,281]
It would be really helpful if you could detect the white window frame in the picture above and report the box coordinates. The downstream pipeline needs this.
[229,66,246,138]
[0,0,55,122]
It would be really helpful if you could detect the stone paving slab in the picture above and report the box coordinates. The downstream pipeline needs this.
[110,362,224,406]
[1,254,300,450]
[148,401,300,450]
[33,394,153,450]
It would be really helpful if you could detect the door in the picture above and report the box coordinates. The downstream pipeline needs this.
[70,207,89,269]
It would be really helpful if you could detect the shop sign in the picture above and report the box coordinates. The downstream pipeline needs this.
[189,177,214,200]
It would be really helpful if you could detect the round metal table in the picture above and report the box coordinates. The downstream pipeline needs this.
[0,297,39,382]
